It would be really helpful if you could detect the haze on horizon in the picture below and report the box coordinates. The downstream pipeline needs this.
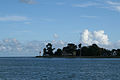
[0,0,120,56]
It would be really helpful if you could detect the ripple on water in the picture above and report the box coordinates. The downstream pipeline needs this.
[0,58,120,80]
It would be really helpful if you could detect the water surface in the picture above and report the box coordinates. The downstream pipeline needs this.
[0,58,120,80]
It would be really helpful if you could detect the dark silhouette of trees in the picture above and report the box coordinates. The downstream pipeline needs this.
[101,48,111,56]
[55,48,62,56]
[81,46,89,56]
[88,44,101,56]
[42,42,120,57]
[43,43,55,56]
[116,49,120,56]
[81,44,101,56]
[77,43,82,56]
[43,48,47,56]
[81,44,110,56]
[63,43,77,56]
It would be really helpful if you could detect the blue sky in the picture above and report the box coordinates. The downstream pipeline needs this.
[0,0,120,43]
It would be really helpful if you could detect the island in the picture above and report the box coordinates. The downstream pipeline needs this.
[36,43,120,58]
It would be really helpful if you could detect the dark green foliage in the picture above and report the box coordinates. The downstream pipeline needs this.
[43,43,55,56]
[88,44,101,56]
[55,48,62,56]
[42,43,120,57]
[63,44,77,56]
[78,43,82,49]
[117,49,120,56]
[81,46,89,56]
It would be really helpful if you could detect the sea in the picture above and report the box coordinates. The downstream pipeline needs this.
[0,57,120,80]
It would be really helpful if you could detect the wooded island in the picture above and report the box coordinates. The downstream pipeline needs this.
[36,43,120,58]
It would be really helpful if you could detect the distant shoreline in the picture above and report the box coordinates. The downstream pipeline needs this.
[36,56,120,58]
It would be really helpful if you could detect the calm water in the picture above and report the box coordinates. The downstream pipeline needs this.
[0,58,120,80]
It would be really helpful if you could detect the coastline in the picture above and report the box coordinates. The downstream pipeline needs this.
[36,56,120,58]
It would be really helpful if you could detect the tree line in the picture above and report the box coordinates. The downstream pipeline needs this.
[42,43,120,56]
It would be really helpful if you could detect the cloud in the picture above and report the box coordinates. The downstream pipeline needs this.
[81,29,93,45]
[20,0,37,4]
[94,30,109,45]
[0,38,67,56]
[106,1,120,12]
[112,6,120,12]
[72,2,98,7]
[106,1,120,5]
[72,1,120,12]
[53,33,58,39]
[80,29,120,49]
[81,29,110,46]
[1,30,120,56]
[0,16,29,21]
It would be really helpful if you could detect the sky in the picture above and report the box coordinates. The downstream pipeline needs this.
[0,0,120,56]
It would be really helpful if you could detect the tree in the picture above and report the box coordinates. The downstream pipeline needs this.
[78,43,82,56]
[81,46,89,56]
[78,43,82,49]
[43,48,47,56]
[117,49,120,56]
[81,44,102,56]
[55,48,62,56]
[44,43,55,56]
[88,44,101,56]
[63,43,77,56]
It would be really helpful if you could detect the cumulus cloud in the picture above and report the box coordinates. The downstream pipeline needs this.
[80,29,120,49]
[81,29,110,46]
[20,0,37,4]
[0,16,29,21]
[81,29,93,45]
[1,30,120,56]
[0,38,66,56]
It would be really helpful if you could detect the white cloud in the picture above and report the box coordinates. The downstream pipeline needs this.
[53,33,58,39]
[81,29,110,46]
[0,16,29,21]
[107,1,120,5]
[94,30,109,45]
[106,1,120,12]
[0,39,67,56]
[113,6,120,12]
[20,0,37,4]
[72,1,120,12]
[81,29,93,45]
[81,29,120,49]
[1,32,120,56]
[72,2,98,7]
